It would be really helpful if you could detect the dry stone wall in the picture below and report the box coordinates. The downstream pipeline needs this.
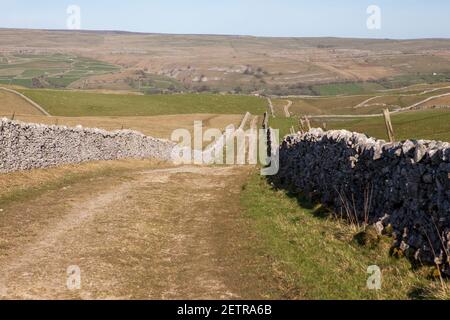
[270,128,450,272]
[0,118,175,173]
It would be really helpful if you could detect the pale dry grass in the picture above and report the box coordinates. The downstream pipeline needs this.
[422,95,450,107]
[0,159,170,203]
[0,89,42,116]
[0,113,242,140]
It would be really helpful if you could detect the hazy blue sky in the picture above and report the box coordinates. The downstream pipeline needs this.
[1,0,449,39]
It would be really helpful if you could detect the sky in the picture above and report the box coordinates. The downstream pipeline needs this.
[1,0,449,39]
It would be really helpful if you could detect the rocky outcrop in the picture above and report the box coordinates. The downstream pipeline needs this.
[0,118,175,173]
[271,128,450,272]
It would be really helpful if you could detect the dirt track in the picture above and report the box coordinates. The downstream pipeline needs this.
[0,165,281,300]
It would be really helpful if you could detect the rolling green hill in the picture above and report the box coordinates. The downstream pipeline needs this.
[270,110,450,142]
[19,89,267,117]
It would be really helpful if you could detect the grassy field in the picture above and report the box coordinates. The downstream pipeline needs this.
[269,82,450,142]
[268,117,298,139]
[310,82,385,96]
[274,96,373,116]
[318,110,450,142]
[18,89,267,117]
[268,109,450,142]
[3,86,448,142]
[0,87,250,143]
[308,75,450,96]
[272,86,450,117]
[3,114,242,141]
[0,87,245,142]
[241,173,449,300]
[0,53,120,89]
[0,89,43,116]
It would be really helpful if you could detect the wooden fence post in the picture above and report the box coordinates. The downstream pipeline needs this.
[262,112,269,130]
[266,125,272,158]
[383,109,395,143]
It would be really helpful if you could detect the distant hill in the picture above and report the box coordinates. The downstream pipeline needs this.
[1,28,450,95]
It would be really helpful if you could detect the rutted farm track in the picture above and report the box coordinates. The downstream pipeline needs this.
[0,164,285,300]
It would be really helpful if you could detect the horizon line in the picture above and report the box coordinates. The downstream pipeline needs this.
[2,27,450,42]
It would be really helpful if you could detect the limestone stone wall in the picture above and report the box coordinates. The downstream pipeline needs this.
[0,118,175,173]
[271,128,450,271]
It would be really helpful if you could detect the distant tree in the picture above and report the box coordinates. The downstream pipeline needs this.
[195,85,210,93]
[234,86,243,94]
[145,88,163,95]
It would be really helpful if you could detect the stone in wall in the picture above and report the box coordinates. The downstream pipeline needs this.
[270,128,450,272]
[0,118,175,173]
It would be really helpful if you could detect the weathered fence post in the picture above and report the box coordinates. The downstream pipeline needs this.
[383,108,395,143]
[261,112,272,158]
[266,127,272,158]
[262,112,269,130]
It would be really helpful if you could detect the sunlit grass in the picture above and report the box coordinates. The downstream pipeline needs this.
[241,173,449,300]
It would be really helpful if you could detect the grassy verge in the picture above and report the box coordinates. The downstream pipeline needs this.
[18,89,267,117]
[240,172,449,300]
